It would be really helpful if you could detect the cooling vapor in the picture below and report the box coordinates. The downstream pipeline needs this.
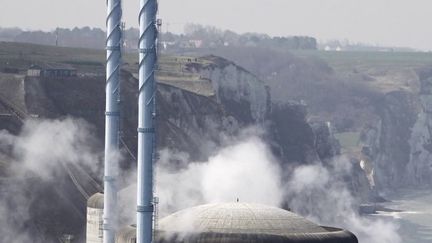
[141,131,401,243]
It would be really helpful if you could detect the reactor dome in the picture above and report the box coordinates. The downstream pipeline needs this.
[116,203,358,243]
[87,192,104,209]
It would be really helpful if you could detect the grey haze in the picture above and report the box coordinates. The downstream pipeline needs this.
[1,0,431,50]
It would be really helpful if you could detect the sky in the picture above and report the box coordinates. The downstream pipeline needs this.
[1,0,431,50]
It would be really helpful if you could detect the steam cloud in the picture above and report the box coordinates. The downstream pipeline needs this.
[284,157,402,243]
[0,118,102,243]
[147,132,401,243]
[118,134,283,223]
[0,119,402,243]
[156,136,283,215]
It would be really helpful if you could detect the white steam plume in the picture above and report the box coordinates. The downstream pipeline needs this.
[0,118,104,242]
[117,128,402,243]
[118,133,283,222]
[284,156,402,243]
[156,136,283,215]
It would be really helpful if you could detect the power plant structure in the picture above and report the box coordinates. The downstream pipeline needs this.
[136,0,158,242]
[90,198,359,243]
[103,0,123,243]
[86,193,104,243]
[86,1,359,243]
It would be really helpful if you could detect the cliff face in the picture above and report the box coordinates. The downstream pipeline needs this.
[360,66,432,190]
[374,91,419,189]
[406,68,432,185]
[199,56,269,124]
[270,103,319,164]
[153,55,319,165]
[4,56,320,167]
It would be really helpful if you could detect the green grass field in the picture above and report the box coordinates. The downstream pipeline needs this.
[0,42,213,83]
[292,50,432,73]
[3,41,432,72]
[291,50,432,94]
[0,41,218,98]
[335,131,361,153]
[4,41,432,98]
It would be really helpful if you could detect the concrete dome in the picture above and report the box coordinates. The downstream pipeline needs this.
[156,203,358,243]
[87,192,104,209]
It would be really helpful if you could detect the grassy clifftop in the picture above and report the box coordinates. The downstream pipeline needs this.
[293,50,432,72]
[0,41,220,96]
[292,50,432,93]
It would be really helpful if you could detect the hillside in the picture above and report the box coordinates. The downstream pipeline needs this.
[0,42,347,242]
[195,46,432,190]
[6,41,432,241]
[4,41,429,242]
[289,50,432,189]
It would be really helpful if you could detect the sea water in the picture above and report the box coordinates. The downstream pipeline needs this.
[371,189,432,243]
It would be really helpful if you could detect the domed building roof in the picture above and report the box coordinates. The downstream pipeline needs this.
[155,203,358,243]
[87,192,104,209]
[160,203,325,234]
[116,203,357,243]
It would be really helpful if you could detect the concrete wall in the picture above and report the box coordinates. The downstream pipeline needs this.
[27,69,41,77]
[86,206,103,243]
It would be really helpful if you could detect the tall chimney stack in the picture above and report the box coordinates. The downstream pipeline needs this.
[137,0,157,242]
[103,0,122,243]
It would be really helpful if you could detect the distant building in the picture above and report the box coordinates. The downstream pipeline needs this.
[323,45,343,52]
[27,63,77,78]
[189,39,203,48]
[161,41,175,50]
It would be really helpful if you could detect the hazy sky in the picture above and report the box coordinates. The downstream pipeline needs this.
[1,0,431,50]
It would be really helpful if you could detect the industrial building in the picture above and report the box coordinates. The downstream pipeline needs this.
[27,63,77,77]
[154,203,358,243]
[87,194,358,243]
[86,193,104,243]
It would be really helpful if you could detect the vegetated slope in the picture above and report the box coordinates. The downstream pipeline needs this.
[0,42,352,241]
